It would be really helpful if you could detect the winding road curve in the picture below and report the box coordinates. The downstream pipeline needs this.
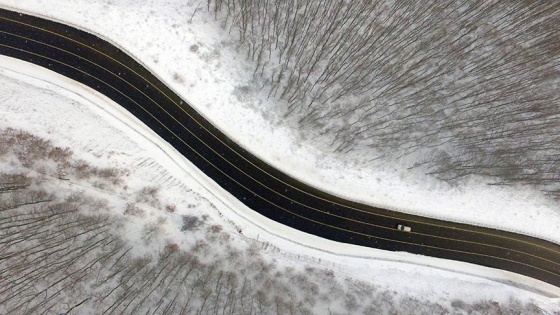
[0,8,559,289]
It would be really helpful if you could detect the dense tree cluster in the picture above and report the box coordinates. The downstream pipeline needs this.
[0,173,547,314]
[209,0,560,197]
[0,128,550,313]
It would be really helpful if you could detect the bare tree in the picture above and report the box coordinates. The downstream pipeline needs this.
[209,1,560,199]
[1,129,550,313]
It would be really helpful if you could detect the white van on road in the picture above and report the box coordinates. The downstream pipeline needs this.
[397,224,412,232]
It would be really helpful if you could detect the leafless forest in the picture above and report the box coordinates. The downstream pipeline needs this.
[208,0,560,197]
[0,129,550,314]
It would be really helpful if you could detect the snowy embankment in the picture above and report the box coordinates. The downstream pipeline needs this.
[1,54,560,313]
[1,46,559,312]
[2,0,559,245]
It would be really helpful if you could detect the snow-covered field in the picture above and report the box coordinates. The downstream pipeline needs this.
[1,54,559,313]
[0,0,559,311]
[2,0,558,244]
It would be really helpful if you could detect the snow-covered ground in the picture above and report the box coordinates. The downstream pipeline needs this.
[0,0,559,308]
[2,0,558,245]
[1,54,559,312]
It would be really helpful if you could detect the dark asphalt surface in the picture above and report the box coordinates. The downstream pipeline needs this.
[0,8,558,288]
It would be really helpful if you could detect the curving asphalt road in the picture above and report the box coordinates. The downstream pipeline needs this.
[0,8,559,289]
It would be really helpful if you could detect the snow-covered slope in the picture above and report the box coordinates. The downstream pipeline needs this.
[0,0,559,310]
[1,0,558,244]
[0,50,559,312]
